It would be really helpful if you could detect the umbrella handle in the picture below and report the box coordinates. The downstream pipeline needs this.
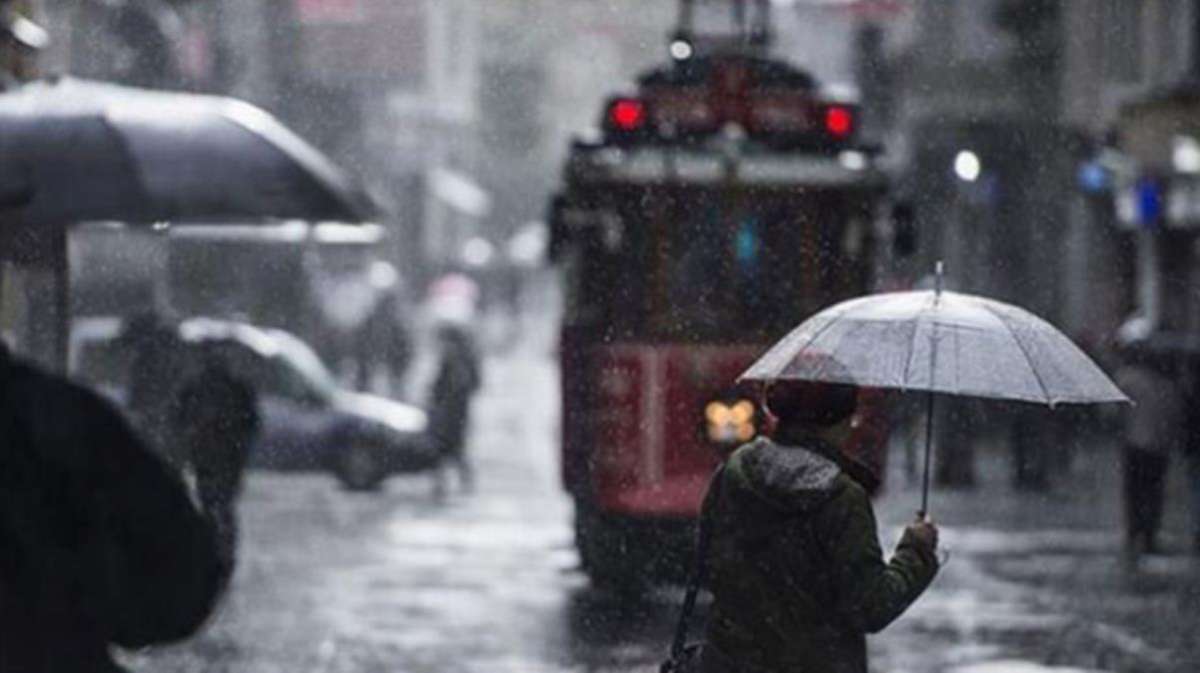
[919,390,934,518]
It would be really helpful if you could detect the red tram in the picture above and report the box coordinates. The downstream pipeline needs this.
[549,4,909,583]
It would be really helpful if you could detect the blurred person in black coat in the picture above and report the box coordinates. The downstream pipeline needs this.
[171,353,260,588]
[122,311,186,464]
[429,323,481,498]
[1115,351,1185,558]
[0,344,221,672]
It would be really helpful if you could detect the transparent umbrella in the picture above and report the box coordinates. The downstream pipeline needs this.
[740,263,1130,516]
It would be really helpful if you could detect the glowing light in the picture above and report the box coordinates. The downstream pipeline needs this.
[609,99,647,132]
[730,400,755,424]
[461,237,494,268]
[737,424,756,441]
[705,399,757,444]
[669,39,694,61]
[838,150,867,171]
[1173,136,1200,174]
[705,401,730,425]
[954,150,981,182]
[824,106,854,138]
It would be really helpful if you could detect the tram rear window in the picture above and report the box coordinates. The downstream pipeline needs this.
[563,187,873,343]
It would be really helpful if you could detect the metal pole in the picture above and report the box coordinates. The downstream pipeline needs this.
[920,391,934,518]
[919,261,945,519]
[752,0,772,47]
[677,0,695,38]
[733,0,747,43]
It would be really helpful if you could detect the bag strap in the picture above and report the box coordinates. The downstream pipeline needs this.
[666,462,727,666]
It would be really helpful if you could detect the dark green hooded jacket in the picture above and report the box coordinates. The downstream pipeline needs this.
[702,436,938,673]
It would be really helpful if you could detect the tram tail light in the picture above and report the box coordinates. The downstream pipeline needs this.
[823,104,855,140]
[606,97,648,133]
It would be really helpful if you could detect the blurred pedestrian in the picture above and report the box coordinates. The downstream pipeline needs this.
[935,396,979,488]
[172,354,260,588]
[428,323,481,498]
[1010,403,1052,491]
[697,377,939,673]
[0,343,221,672]
[1181,366,1200,556]
[355,289,413,396]
[122,311,185,464]
[1187,441,1200,555]
[1114,352,1185,558]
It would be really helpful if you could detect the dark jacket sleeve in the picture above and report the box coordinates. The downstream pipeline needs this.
[96,406,224,646]
[813,478,938,634]
[27,377,223,646]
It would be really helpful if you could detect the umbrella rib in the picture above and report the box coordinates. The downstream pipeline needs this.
[98,111,162,219]
[984,304,1052,404]
[789,311,846,377]
[901,294,933,390]
[952,317,961,395]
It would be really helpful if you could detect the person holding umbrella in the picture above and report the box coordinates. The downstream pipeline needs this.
[663,263,1128,673]
[696,364,939,673]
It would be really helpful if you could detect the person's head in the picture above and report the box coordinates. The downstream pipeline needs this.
[764,379,859,438]
[759,352,858,441]
[436,322,470,346]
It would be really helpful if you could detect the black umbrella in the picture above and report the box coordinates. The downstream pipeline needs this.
[0,77,378,225]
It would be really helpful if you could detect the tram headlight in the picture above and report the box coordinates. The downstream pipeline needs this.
[705,399,757,444]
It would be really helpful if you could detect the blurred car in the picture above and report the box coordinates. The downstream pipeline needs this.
[70,316,435,490]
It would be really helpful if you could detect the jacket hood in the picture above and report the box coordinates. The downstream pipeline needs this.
[727,436,843,513]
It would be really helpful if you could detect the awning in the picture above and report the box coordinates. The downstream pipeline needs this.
[428,168,491,218]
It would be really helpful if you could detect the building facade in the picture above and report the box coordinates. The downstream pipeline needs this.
[890,0,1197,353]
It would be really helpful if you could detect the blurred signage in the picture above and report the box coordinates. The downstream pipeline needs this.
[646,88,718,135]
[1115,176,1200,230]
[1167,178,1200,226]
[296,0,365,24]
[1118,94,1200,173]
[814,0,911,20]
[295,0,425,87]
[1138,178,1163,227]
[1076,160,1111,194]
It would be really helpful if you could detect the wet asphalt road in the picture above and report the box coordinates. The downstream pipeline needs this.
[124,344,1200,673]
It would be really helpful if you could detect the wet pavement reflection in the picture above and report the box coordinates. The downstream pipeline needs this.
[124,347,1199,673]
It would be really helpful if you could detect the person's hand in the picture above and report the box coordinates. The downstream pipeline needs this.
[905,515,939,552]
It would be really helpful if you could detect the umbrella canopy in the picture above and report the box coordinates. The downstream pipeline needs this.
[0,77,377,226]
[740,289,1128,406]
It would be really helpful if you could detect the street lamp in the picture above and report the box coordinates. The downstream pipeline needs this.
[954,150,981,182]
[669,38,694,61]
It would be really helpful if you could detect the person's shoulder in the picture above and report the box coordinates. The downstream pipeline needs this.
[833,472,869,498]
[9,360,142,466]
[11,359,109,410]
[815,473,873,522]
